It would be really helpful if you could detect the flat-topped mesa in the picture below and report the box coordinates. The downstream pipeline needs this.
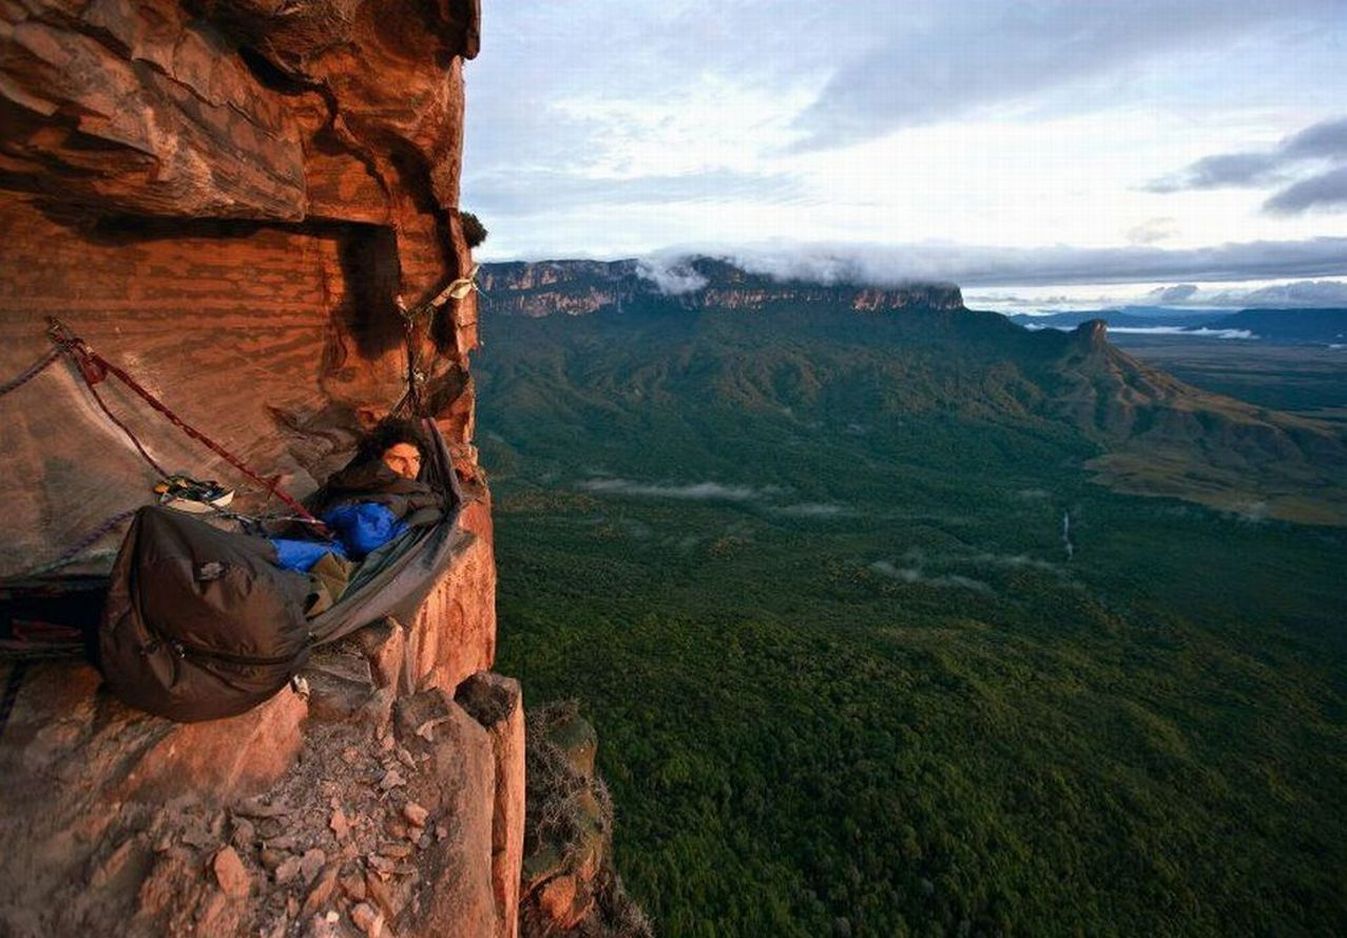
[479,257,965,317]
[1071,318,1110,351]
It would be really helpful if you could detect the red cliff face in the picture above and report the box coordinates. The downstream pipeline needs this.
[0,3,526,936]
[0,0,484,574]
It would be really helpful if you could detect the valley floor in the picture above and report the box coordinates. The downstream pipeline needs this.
[478,314,1347,936]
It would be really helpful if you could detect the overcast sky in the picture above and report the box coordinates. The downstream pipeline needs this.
[462,1,1347,302]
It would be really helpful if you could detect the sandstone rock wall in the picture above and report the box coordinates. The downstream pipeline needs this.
[0,0,483,575]
[1,4,523,936]
[0,648,524,938]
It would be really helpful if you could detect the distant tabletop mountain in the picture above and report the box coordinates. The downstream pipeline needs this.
[476,258,1347,524]
[1006,307,1229,330]
[1207,308,1347,345]
[478,257,964,317]
[1007,306,1347,344]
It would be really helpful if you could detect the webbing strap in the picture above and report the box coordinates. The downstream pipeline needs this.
[392,264,481,418]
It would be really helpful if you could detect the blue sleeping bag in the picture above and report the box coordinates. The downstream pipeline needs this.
[270,502,408,572]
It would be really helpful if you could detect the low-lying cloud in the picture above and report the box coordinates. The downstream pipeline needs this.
[869,560,993,594]
[635,259,709,295]
[1206,279,1347,307]
[774,502,856,518]
[978,278,1347,310]
[1024,323,1256,339]
[1147,284,1199,303]
[579,476,859,520]
[654,237,1347,288]
[578,478,762,501]
[1109,327,1255,339]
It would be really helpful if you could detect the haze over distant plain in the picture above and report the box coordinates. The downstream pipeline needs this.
[463,1,1347,306]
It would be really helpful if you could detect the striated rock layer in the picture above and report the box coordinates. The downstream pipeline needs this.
[0,3,524,936]
[0,0,484,575]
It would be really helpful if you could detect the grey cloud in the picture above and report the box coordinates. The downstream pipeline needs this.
[1145,152,1285,192]
[466,168,807,218]
[1203,279,1347,307]
[976,278,1347,308]
[1147,284,1199,302]
[964,292,1118,307]
[787,1,1337,151]
[689,236,1347,287]
[1263,165,1347,214]
[1147,115,1347,199]
[1282,115,1347,159]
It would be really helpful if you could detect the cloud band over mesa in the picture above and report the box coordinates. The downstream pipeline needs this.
[687,237,1347,288]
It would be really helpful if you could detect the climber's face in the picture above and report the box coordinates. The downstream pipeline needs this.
[382,442,423,479]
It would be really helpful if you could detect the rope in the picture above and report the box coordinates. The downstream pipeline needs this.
[17,508,139,580]
[0,347,62,397]
[81,370,171,478]
[46,318,323,528]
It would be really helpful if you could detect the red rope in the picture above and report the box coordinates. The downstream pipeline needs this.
[81,370,170,478]
[47,319,321,526]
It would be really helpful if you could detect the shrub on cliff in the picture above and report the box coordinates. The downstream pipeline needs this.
[461,211,488,248]
[520,700,652,938]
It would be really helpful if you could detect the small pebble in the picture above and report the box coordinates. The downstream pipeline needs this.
[367,854,396,874]
[231,817,256,850]
[340,870,367,901]
[300,848,327,883]
[212,846,250,899]
[274,855,303,885]
[329,809,350,841]
[351,902,383,937]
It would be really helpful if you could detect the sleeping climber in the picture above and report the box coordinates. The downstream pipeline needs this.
[270,418,444,610]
